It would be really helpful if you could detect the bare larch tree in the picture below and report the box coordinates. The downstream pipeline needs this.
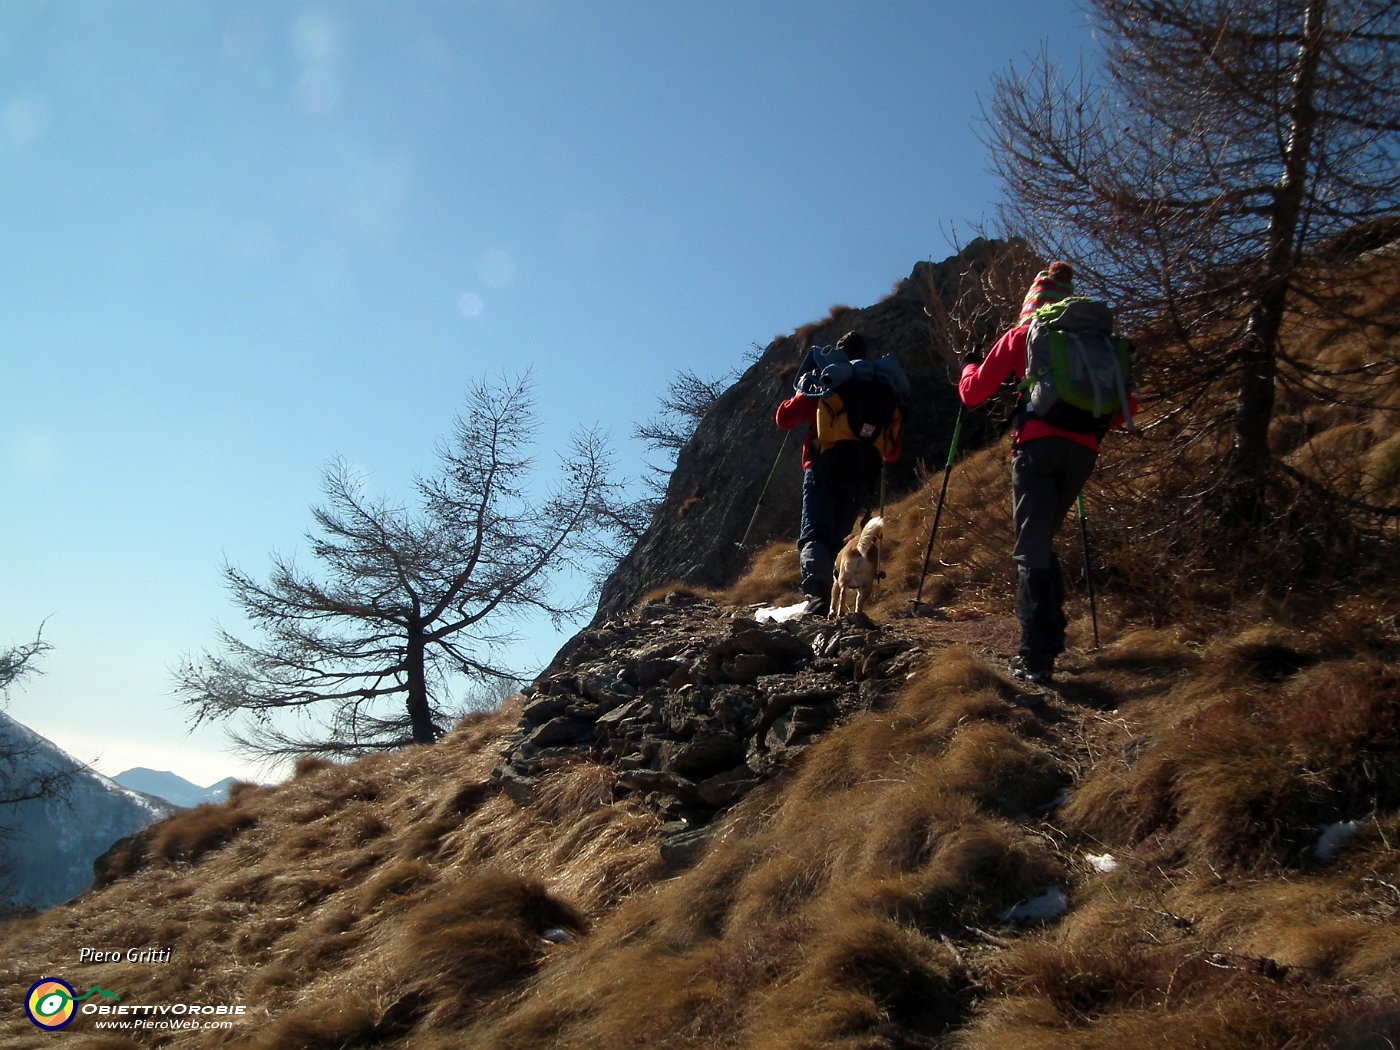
[174,374,615,759]
[1,630,69,808]
[984,0,1399,525]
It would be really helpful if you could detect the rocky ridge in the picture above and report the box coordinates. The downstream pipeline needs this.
[593,240,1019,621]
[493,593,930,864]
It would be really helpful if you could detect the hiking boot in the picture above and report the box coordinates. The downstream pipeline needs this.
[1010,657,1054,686]
[801,595,829,617]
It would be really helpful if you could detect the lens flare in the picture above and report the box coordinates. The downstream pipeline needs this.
[457,291,484,319]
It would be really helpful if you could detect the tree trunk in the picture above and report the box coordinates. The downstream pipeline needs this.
[1228,0,1326,517]
[405,625,435,745]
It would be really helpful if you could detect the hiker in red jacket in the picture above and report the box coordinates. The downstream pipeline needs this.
[958,262,1132,684]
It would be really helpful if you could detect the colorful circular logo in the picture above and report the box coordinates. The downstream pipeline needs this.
[26,978,77,1030]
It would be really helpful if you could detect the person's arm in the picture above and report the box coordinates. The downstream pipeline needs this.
[958,327,1024,408]
[775,393,818,430]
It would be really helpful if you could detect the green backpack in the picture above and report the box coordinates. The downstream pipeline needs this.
[1022,297,1136,435]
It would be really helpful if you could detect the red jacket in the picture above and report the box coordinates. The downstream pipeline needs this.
[958,324,1134,453]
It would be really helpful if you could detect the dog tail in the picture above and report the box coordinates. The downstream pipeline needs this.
[857,516,884,557]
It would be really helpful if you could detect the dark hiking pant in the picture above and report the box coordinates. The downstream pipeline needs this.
[799,443,879,599]
[1011,437,1097,670]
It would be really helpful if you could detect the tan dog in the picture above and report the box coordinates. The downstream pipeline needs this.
[830,516,884,617]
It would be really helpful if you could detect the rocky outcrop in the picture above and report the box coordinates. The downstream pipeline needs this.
[594,239,1017,622]
[493,593,929,864]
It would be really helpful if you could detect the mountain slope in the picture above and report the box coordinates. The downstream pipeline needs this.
[0,570,1394,1048]
[0,712,174,913]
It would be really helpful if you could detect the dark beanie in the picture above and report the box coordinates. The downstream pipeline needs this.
[836,331,868,359]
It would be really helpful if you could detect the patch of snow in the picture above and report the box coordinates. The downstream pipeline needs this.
[755,601,811,624]
[1086,853,1119,873]
[1314,819,1362,862]
[118,787,172,818]
[1001,886,1068,923]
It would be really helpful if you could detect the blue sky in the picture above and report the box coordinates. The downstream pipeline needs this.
[1,0,1097,786]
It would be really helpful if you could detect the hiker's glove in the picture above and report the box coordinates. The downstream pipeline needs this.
[961,345,985,365]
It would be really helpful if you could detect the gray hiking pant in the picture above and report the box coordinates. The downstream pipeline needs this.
[1011,437,1097,669]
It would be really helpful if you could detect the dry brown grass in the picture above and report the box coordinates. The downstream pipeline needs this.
[1057,617,1400,875]
[439,703,1060,1048]
[726,538,801,609]
[745,914,970,1049]
[147,802,259,865]
[19,569,1382,1049]
[967,936,1400,1049]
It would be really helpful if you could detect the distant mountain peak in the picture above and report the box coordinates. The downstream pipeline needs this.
[113,768,235,809]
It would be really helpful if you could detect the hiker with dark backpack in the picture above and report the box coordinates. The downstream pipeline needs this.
[776,331,907,615]
[958,261,1137,684]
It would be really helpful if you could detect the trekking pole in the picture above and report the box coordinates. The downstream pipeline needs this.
[738,430,791,549]
[910,405,964,613]
[1077,493,1100,649]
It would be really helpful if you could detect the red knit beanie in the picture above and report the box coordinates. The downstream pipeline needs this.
[1017,260,1074,324]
